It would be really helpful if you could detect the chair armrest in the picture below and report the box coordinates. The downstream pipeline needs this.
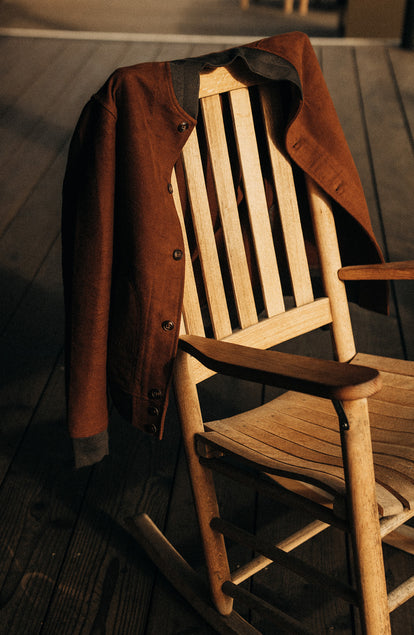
[178,335,382,401]
[338,260,414,281]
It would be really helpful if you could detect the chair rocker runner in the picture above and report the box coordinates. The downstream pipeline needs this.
[126,61,414,634]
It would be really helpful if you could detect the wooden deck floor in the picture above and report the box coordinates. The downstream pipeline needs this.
[0,33,413,634]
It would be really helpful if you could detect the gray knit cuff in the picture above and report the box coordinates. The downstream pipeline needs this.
[73,429,109,468]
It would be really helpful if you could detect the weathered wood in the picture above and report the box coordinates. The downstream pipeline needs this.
[125,514,261,634]
[173,349,233,615]
[306,177,357,363]
[199,455,346,529]
[0,239,64,485]
[187,298,334,384]
[388,575,414,612]
[356,46,414,359]
[231,519,329,584]
[259,83,314,307]
[0,40,133,237]
[199,63,270,98]
[0,35,413,635]
[0,38,66,115]
[339,260,414,280]
[201,93,258,328]
[383,525,414,555]
[0,150,66,332]
[179,334,381,400]
[341,399,392,633]
[229,86,285,317]
[222,581,314,635]
[389,46,414,141]
[40,411,182,634]
[171,167,206,337]
[212,518,357,605]
[0,354,90,633]
[181,128,233,339]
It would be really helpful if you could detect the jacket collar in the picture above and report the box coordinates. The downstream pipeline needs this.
[169,44,301,119]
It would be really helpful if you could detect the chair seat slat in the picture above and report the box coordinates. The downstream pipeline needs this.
[198,429,347,493]
[195,358,414,515]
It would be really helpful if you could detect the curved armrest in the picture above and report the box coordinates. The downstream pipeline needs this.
[338,260,414,281]
[179,335,382,401]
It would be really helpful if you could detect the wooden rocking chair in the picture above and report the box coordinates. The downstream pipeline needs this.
[126,61,414,634]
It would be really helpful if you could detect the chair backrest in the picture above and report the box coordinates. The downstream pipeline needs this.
[172,62,357,384]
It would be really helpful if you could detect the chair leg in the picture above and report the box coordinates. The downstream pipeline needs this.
[174,350,233,616]
[341,399,391,634]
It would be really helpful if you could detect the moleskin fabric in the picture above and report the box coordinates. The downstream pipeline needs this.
[62,33,386,467]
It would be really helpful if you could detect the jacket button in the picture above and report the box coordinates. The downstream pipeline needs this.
[177,122,189,132]
[162,320,175,331]
[173,249,183,260]
[148,388,162,400]
[167,183,174,194]
[148,406,160,417]
[145,422,158,435]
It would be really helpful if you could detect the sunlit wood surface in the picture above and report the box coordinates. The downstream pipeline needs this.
[0,34,413,633]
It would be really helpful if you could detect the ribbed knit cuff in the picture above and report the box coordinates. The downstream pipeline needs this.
[72,429,109,468]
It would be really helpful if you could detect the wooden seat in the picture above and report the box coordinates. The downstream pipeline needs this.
[196,354,414,520]
[127,60,414,634]
[240,0,309,15]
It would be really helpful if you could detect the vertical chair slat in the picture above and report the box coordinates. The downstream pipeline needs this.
[181,129,232,339]
[260,84,314,307]
[200,94,258,329]
[229,87,285,318]
[171,168,205,337]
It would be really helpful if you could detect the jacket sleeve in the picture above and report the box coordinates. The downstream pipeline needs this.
[62,96,117,468]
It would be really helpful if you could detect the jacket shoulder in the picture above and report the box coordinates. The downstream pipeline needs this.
[93,61,169,111]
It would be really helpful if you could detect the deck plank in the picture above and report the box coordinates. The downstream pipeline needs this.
[0,238,64,485]
[0,354,89,633]
[0,148,65,333]
[0,38,66,112]
[38,413,182,634]
[0,39,132,237]
[355,46,414,359]
[321,45,407,362]
[389,47,414,143]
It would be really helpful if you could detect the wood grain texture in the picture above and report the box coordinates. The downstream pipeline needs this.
[339,260,414,280]
[1,35,413,635]
[179,334,382,400]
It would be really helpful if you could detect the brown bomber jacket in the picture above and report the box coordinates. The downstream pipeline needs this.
[62,32,386,468]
